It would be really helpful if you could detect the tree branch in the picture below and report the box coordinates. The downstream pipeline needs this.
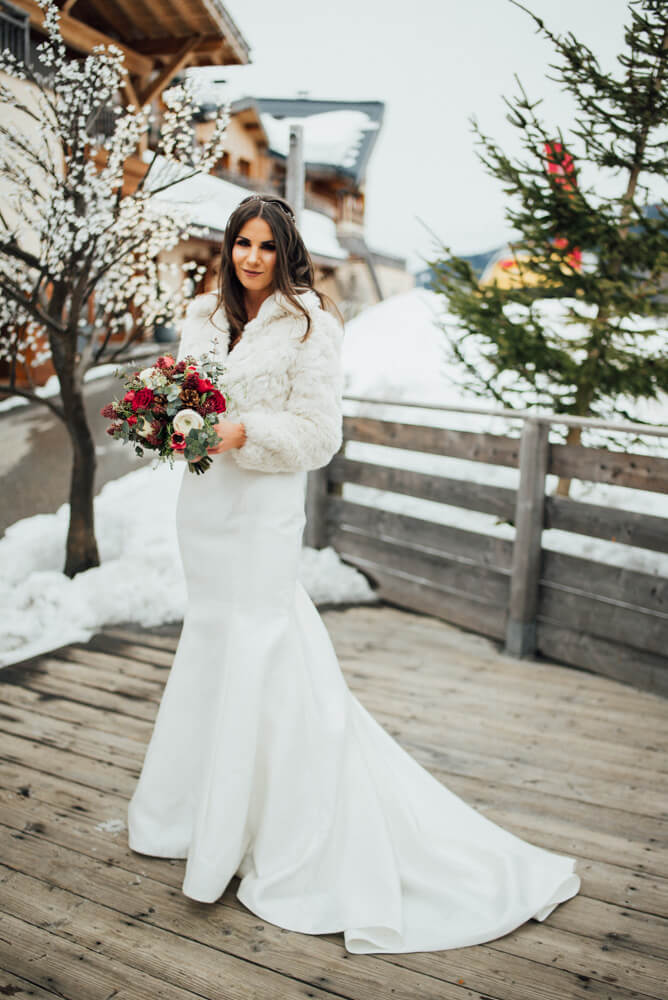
[0,384,65,420]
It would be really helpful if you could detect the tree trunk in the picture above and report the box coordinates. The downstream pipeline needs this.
[63,386,100,578]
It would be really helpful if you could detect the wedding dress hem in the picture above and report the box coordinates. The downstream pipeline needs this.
[128,835,580,954]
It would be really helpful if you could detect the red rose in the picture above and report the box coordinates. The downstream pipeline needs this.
[132,387,154,411]
[197,377,214,393]
[126,414,137,425]
[123,390,135,404]
[210,390,226,413]
[170,432,187,452]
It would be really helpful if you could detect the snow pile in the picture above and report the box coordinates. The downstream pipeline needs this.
[0,463,376,669]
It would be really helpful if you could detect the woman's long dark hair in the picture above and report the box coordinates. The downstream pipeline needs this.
[210,194,341,349]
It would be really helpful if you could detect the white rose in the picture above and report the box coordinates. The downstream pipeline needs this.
[136,416,157,438]
[173,408,204,435]
[138,366,163,389]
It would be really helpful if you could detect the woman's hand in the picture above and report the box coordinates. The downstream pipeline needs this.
[206,419,247,455]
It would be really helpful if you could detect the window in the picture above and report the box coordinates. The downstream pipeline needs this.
[0,0,29,64]
[237,157,251,178]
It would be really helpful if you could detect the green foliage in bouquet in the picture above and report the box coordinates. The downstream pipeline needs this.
[101,352,229,475]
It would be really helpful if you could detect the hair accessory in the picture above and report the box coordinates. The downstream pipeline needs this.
[241,194,296,224]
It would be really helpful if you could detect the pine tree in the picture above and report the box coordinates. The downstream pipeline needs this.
[428,0,668,488]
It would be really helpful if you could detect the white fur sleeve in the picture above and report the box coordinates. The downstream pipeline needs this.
[176,293,219,363]
[232,310,344,473]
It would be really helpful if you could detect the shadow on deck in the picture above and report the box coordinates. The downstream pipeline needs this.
[0,603,666,999]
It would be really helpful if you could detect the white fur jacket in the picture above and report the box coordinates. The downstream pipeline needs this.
[176,288,344,474]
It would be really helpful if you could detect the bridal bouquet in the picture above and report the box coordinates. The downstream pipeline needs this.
[100,353,229,475]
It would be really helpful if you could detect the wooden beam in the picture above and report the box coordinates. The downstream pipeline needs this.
[138,37,200,107]
[84,0,133,43]
[505,419,550,659]
[11,0,154,75]
[132,34,224,56]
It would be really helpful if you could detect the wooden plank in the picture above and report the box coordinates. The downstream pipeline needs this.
[0,677,154,738]
[6,754,668,921]
[0,912,205,1000]
[1,839,662,1000]
[0,970,65,998]
[538,586,668,658]
[11,0,154,74]
[330,527,510,605]
[327,496,514,570]
[340,562,507,639]
[7,662,668,819]
[536,622,668,698]
[5,788,664,998]
[109,615,668,721]
[545,494,668,553]
[83,633,175,667]
[3,750,665,928]
[304,464,330,548]
[328,455,517,520]
[346,649,668,747]
[0,652,164,706]
[51,643,171,682]
[0,840,503,1000]
[343,416,521,466]
[343,655,668,760]
[541,549,668,616]
[138,37,201,106]
[0,889,339,1000]
[550,441,668,493]
[506,420,549,657]
[7,641,668,789]
[0,701,144,773]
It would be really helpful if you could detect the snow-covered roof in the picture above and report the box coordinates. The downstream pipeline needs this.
[259,108,380,173]
[146,156,348,264]
[185,67,384,182]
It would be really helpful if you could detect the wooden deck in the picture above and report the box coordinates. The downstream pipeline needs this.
[0,603,667,1000]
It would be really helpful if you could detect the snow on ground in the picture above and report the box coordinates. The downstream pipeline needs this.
[0,462,376,669]
[341,288,668,577]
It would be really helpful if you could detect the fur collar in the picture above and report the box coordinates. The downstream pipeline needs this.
[187,288,321,330]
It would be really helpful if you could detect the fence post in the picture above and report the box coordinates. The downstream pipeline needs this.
[304,465,330,549]
[505,418,550,658]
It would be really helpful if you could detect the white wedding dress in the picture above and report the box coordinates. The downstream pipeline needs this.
[127,450,581,954]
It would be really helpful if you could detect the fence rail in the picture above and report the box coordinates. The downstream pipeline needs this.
[307,398,668,696]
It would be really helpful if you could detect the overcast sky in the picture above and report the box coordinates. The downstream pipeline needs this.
[220,0,644,272]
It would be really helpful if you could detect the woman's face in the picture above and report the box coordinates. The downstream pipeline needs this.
[231,216,277,294]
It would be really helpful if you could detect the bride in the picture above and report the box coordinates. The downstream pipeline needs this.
[127,192,581,954]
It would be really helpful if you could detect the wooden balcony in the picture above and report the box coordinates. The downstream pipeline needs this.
[0,608,666,998]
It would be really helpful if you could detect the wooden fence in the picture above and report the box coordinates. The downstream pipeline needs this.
[305,399,668,696]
